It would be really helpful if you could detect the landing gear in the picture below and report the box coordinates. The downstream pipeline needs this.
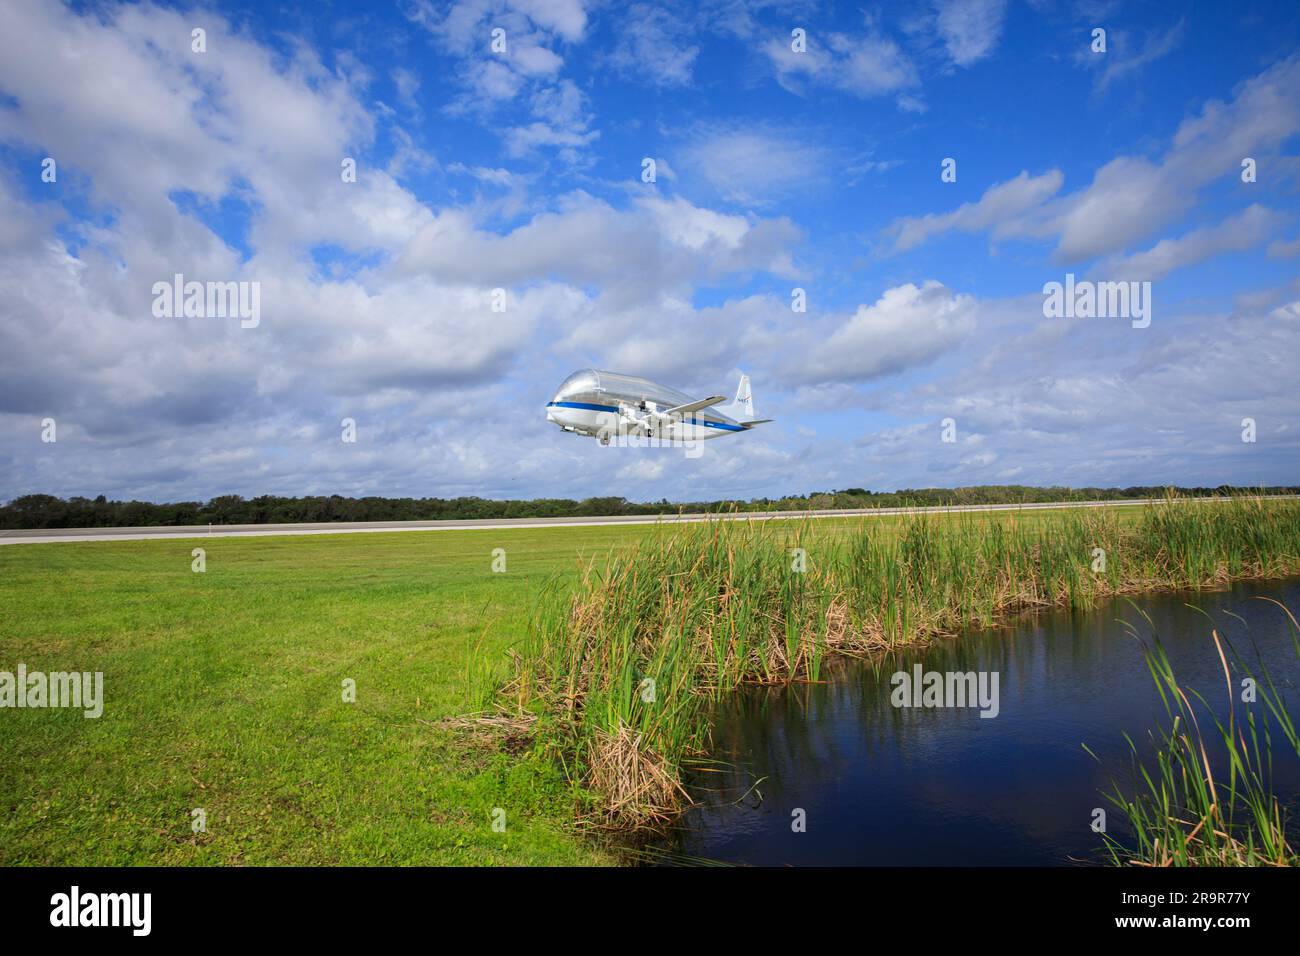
[599,433,610,446]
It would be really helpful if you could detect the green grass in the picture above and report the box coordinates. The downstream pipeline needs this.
[0,524,661,865]
[3,499,1295,863]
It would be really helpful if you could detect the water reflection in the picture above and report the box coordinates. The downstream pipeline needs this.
[660,579,1300,866]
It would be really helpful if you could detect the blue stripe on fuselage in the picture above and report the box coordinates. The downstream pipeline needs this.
[548,400,618,413]
[546,401,745,431]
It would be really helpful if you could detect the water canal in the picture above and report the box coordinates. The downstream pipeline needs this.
[658,578,1300,865]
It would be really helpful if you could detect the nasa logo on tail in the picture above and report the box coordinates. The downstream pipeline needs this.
[732,374,753,420]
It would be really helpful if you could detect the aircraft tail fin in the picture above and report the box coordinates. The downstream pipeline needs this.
[723,373,754,421]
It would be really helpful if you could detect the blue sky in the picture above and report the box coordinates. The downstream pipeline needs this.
[1,0,1298,503]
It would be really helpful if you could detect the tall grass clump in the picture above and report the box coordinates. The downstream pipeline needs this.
[1087,601,1300,866]
[496,495,1300,828]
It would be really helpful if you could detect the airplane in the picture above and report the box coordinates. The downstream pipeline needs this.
[546,369,771,445]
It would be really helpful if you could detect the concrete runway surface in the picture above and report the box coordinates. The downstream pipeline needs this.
[3,496,1290,545]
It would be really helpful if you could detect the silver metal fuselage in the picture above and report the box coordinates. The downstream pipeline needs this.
[546,369,744,443]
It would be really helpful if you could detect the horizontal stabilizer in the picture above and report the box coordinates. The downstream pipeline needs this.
[741,419,773,428]
[663,395,726,417]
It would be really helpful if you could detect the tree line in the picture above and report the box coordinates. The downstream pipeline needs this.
[1,486,1295,529]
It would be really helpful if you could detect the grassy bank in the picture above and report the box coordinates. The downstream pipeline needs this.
[499,496,1300,827]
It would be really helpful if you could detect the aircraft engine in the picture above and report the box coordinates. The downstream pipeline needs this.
[618,402,652,435]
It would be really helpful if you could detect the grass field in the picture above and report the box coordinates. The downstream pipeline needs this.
[1,501,1292,865]
[0,524,661,865]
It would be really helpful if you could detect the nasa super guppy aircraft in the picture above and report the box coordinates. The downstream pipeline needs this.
[547,369,771,445]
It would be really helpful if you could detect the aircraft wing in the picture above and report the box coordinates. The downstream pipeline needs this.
[662,395,726,417]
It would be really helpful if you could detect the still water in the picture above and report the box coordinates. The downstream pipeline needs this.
[660,578,1300,866]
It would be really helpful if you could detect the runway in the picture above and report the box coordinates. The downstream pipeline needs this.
[2,496,1288,545]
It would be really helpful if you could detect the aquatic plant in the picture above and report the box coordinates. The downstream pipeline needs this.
[494,494,1300,828]
[1087,600,1299,867]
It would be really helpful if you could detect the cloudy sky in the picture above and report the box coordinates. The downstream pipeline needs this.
[1,0,1297,503]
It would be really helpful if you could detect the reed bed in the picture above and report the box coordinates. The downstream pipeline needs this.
[496,495,1300,828]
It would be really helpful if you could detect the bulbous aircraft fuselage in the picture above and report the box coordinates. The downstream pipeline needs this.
[546,369,751,445]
